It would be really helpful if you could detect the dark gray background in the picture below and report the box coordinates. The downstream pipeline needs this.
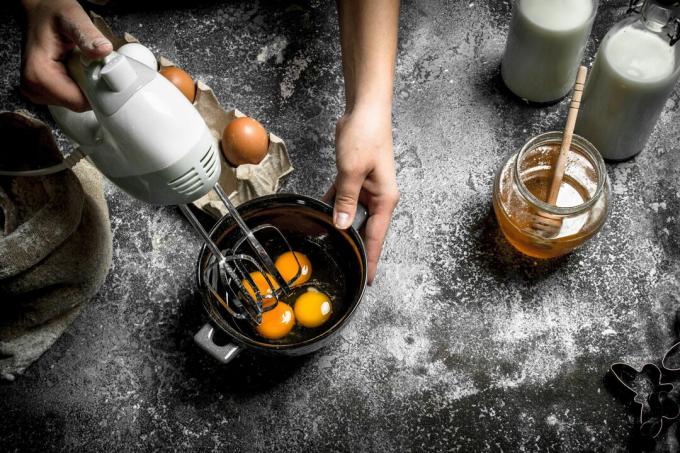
[1,0,680,451]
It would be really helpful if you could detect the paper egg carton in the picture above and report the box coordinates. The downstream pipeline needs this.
[91,13,293,218]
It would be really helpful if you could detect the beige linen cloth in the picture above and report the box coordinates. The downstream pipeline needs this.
[0,111,112,381]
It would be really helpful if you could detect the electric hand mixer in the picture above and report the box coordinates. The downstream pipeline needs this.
[11,50,302,325]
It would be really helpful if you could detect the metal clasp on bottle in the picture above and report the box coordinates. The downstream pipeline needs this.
[627,0,644,14]
[628,0,680,46]
[669,17,680,46]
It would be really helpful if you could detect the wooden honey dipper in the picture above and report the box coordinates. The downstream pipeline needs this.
[531,65,588,236]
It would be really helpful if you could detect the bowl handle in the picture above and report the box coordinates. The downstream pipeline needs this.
[194,323,242,364]
[352,202,368,230]
[329,195,367,231]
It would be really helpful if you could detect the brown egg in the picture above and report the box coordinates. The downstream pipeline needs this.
[221,117,270,166]
[159,67,196,102]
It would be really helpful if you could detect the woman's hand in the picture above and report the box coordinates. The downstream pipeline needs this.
[20,0,113,111]
[331,0,400,285]
[324,105,399,285]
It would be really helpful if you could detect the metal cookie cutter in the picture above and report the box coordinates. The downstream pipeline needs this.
[609,342,680,439]
[662,342,680,373]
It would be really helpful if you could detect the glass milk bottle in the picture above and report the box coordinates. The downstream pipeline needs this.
[502,0,598,103]
[575,0,680,161]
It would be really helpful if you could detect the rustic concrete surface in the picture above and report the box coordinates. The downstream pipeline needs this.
[2,0,680,451]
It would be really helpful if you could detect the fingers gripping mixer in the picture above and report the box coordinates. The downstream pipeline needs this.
[49,51,219,205]
[50,51,299,325]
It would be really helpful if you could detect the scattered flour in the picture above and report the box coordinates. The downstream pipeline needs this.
[280,53,310,100]
[256,35,288,64]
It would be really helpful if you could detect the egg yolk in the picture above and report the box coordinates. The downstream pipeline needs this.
[294,289,332,328]
[242,272,279,307]
[275,251,312,287]
[256,302,295,340]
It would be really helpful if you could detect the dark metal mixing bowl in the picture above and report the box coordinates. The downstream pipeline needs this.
[193,193,367,364]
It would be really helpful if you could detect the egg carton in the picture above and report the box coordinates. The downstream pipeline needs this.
[91,13,293,218]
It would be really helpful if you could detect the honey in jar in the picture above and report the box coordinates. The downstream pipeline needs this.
[492,131,609,259]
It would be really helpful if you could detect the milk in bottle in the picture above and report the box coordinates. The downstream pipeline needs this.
[575,0,680,160]
[502,0,598,103]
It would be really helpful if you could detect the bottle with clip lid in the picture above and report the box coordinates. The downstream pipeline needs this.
[575,0,680,161]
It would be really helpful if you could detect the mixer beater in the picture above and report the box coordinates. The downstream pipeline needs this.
[180,183,303,326]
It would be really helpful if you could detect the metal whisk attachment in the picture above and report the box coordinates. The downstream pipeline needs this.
[180,183,303,325]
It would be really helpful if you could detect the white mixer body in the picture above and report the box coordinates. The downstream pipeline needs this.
[49,50,220,205]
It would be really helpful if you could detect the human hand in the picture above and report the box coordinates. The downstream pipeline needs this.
[323,105,399,285]
[20,0,113,111]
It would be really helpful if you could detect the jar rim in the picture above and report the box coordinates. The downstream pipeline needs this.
[513,131,607,216]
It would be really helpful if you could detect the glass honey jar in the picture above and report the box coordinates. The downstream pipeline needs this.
[492,131,610,259]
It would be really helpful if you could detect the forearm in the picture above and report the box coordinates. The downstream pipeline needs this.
[336,0,399,114]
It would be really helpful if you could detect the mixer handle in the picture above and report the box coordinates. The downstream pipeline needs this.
[194,324,242,364]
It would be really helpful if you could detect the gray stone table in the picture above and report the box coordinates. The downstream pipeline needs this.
[2,0,680,451]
